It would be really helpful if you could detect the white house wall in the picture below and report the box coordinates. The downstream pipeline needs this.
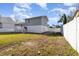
[63,17,79,53]
[0,23,15,32]
[15,26,22,32]
[26,25,48,33]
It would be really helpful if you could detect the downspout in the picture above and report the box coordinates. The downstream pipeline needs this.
[76,16,77,51]
[75,4,78,51]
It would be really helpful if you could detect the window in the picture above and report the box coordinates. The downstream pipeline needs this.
[24,27,27,30]
[27,20,30,23]
[0,23,2,28]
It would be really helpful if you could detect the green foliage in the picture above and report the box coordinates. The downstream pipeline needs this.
[58,14,67,24]
[49,26,53,28]
[55,25,61,28]
[67,16,73,22]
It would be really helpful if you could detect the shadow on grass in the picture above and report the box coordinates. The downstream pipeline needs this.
[42,32,63,36]
[0,32,63,37]
[25,32,63,36]
[0,32,22,35]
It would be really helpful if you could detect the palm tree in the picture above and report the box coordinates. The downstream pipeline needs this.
[58,14,67,25]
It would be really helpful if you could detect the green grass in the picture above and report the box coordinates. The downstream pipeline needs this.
[0,34,78,56]
[0,34,42,45]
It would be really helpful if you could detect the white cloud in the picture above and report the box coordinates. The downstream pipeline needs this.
[48,8,69,16]
[10,14,16,21]
[49,17,59,22]
[68,7,76,11]
[68,6,76,16]
[52,4,77,15]
[11,3,32,22]
[36,3,48,10]
[63,3,77,16]
[49,8,65,13]
[17,13,30,18]
[48,6,77,26]
[63,3,76,6]
[11,13,31,22]
[48,17,60,26]
[15,3,32,10]
[48,6,76,16]
[13,6,26,13]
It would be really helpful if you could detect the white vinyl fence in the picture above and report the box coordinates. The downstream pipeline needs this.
[63,17,79,53]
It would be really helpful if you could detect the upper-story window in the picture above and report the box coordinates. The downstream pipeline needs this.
[27,20,30,23]
[0,23,2,28]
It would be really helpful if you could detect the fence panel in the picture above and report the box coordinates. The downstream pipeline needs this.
[63,17,77,51]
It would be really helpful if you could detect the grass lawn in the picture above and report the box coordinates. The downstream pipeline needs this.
[0,33,78,56]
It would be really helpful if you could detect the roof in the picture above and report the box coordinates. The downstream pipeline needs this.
[25,16,48,20]
[0,17,15,24]
[15,21,25,24]
[75,10,79,17]
[15,20,25,26]
[73,10,79,18]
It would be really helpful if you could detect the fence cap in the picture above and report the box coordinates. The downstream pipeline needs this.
[74,10,79,17]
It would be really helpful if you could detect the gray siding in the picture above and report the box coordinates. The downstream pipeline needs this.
[25,16,48,26]
[25,17,42,26]
[41,16,48,26]
[0,17,16,32]
[0,17,15,24]
[0,23,2,28]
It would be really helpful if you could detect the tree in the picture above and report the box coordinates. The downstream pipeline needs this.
[58,14,67,25]
[55,25,61,28]
[67,16,73,22]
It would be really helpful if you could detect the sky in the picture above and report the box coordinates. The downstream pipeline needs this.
[0,3,77,26]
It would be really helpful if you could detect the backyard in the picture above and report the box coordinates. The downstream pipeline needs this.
[0,33,78,56]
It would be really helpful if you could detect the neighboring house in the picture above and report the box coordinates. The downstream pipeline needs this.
[63,10,79,53]
[25,16,49,33]
[0,16,49,33]
[0,16,15,32]
[15,22,26,32]
[49,27,61,33]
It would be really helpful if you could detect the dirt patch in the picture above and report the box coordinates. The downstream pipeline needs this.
[21,41,38,48]
[0,43,18,51]
[0,35,78,56]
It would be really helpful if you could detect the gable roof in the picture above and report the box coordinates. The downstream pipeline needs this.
[73,10,79,18]
[0,17,15,24]
[25,16,48,21]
